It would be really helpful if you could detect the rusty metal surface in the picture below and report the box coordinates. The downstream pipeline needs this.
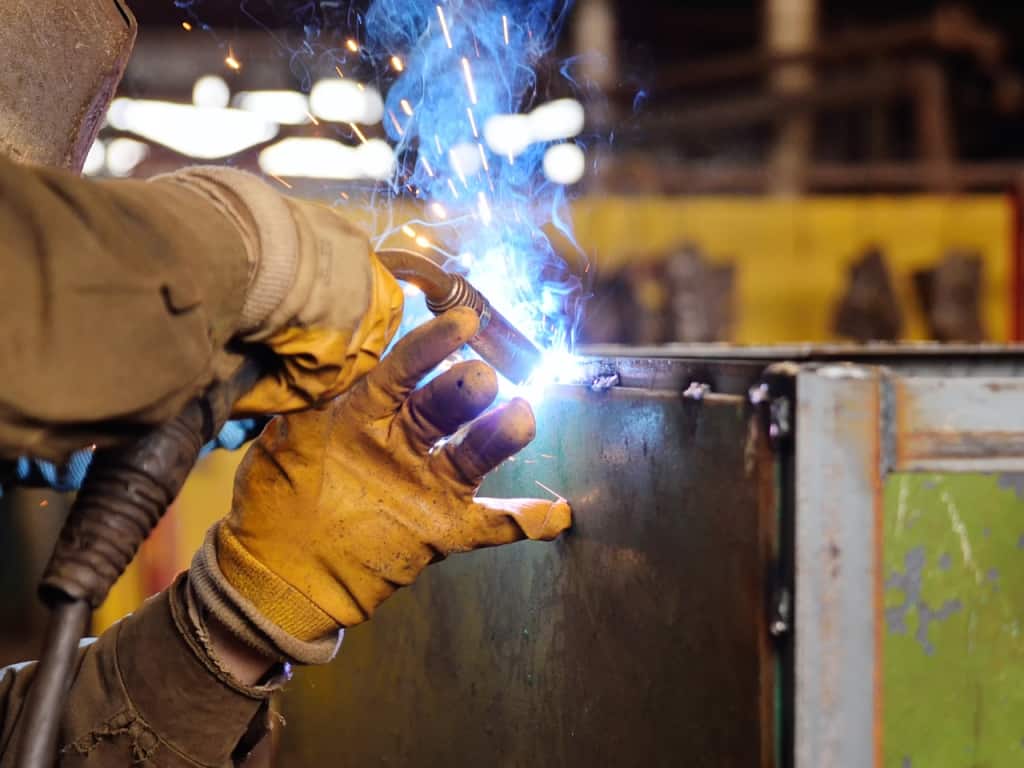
[0,0,136,170]
[278,379,778,767]
[793,365,884,768]
[892,377,1024,472]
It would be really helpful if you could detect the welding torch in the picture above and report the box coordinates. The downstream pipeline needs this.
[376,249,543,384]
[14,255,543,768]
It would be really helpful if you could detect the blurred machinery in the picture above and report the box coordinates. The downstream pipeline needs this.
[277,344,1024,768]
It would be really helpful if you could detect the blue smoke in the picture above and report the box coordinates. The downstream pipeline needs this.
[364,0,584,374]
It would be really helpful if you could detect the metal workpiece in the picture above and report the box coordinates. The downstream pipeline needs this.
[274,346,1024,768]
[280,373,779,767]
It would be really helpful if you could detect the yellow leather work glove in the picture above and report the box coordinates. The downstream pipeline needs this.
[214,307,572,640]
[157,167,404,415]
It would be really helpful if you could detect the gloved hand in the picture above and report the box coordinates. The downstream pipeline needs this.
[212,307,572,640]
[158,168,404,415]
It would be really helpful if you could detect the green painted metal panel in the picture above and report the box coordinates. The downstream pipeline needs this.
[883,473,1024,767]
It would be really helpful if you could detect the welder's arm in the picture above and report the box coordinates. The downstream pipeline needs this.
[0,578,273,766]
[189,309,573,666]
[0,154,403,463]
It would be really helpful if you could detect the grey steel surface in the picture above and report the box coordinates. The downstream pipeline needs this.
[278,378,778,767]
[793,366,883,768]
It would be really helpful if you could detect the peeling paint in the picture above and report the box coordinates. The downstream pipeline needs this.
[885,547,963,655]
[996,473,1024,500]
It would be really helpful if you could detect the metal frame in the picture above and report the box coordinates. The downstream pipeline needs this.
[789,359,1024,768]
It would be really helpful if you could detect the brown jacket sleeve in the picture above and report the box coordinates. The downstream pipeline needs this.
[0,154,250,462]
[0,575,272,766]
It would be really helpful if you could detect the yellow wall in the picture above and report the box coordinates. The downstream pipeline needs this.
[93,194,1018,629]
[566,196,1015,343]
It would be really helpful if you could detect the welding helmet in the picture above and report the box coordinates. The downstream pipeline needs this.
[0,0,136,171]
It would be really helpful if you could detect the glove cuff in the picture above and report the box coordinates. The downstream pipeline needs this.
[153,167,299,337]
[215,523,340,643]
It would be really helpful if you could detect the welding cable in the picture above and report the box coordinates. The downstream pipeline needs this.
[14,358,264,768]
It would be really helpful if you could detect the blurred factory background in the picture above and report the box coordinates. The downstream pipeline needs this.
[6,0,1024,765]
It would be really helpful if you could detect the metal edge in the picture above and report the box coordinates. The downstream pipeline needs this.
[794,365,883,768]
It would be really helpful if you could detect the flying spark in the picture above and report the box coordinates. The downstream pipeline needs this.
[447,178,459,198]
[477,143,489,171]
[182,21,193,31]
[415,235,432,248]
[224,51,241,71]
[335,65,345,78]
[400,99,414,116]
[420,156,435,177]
[268,174,293,189]
[436,5,453,49]
[430,202,447,219]
[388,110,405,136]
[346,38,359,52]
[466,107,479,137]
[502,15,509,45]
[477,191,492,225]
[402,224,417,238]
[348,123,368,143]
[391,55,404,72]
[534,480,565,500]
[461,57,478,104]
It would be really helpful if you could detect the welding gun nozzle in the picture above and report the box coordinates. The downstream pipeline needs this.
[376,249,543,384]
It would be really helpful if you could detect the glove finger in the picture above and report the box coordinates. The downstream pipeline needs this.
[399,360,498,453]
[436,397,535,485]
[467,497,573,545]
[348,307,480,419]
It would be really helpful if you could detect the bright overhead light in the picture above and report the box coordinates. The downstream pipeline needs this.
[483,99,585,157]
[107,98,278,159]
[528,98,585,142]
[309,80,383,124]
[192,75,230,108]
[106,138,150,177]
[542,142,585,185]
[448,142,482,179]
[258,137,396,180]
[82,140,106,176]
[233,90,310,125]
[482,113,532,157]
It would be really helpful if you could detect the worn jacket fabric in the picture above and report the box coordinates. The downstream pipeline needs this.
[0,577,273,765]
[0,157,274,763]
[0,153,250,462]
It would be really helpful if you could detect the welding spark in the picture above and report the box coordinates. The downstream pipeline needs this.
[335,65,345,78]
[502,15,509,45]
[430,201,448,219]
[434,134,444,154]
[460,57,478,105]
[420,156,435,177]
[268,174,293,189]
[466,107,479,137]
[436,5,453,49]
[391,55,405,72]
[402,224,416,238]
[534,480,565,501]
[306,111,320,125]
[476,191,492,225]
[400,99,414,116]
[477,143,489,172]
[348,123,368,143]
[346,38,360,52]
[447,178,460,198]
[415,235,432,248]
[224,51,241,71]
[388,110,405,136]
[182,21,193,31]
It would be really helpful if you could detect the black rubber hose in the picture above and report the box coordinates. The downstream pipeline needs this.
[14,358,263,768]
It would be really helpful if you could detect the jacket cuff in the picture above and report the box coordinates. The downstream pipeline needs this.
[190,526,342,665]
[151,167,299,337]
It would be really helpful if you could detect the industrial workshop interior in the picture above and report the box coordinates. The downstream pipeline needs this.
[6,0,1024,765]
